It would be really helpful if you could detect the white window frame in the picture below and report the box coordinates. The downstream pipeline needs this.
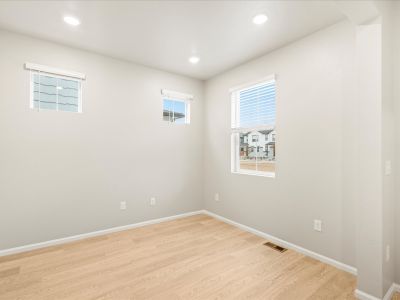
[230,75,276,178]
[161,89,192,125]
[25,63,85,113]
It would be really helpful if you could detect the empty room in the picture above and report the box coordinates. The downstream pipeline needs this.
[0,1,399,299]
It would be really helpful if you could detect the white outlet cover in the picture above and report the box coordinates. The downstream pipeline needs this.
[120,201,127,210]
[313,220,322,232]
[214,193,220,201]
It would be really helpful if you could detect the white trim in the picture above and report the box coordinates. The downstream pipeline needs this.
[355,289,382,300]
[383,283,400,300]
[355,282,400,300]
[229,74,276,93]
[0,210,203,257]
[231,125,275,133]
[232,169,275,178]
[203,210,357,275]
[161,89,194,101]
[186,100,191,124]
[25,63,86,80]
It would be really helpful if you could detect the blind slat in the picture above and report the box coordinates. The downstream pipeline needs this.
[32,72,81,113]
[237,81,276,128]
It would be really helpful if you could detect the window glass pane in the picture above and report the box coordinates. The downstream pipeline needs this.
[239,132,256,172]
[163,99,173,122]
[33,74,57,110]
[173,100,186,124]
[239,130,276,173]
[257,129,275,173]
[33,74,40,108]
[58,78,79,112]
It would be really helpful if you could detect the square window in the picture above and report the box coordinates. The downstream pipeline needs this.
[163,98,190,124]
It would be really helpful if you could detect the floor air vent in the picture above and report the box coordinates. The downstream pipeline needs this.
[264,242,288,253]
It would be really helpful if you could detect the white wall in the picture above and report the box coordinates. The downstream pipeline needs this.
[394,1,400,286]
[0,29,204,250]
[378,2,396,294]
[354,21,384,297]
[203,21,357,267]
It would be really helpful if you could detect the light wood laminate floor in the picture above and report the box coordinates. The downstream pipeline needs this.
[0,214,358,299]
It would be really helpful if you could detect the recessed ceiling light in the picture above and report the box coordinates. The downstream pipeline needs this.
[252,14,268,25]
[63,16,80,26]
[56,86,63,90]
[188,56,200,64]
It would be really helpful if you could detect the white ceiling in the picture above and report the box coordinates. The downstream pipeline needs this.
[0,1,345,80]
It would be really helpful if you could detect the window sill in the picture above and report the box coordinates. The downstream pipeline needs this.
[232,170,275,178]
[30,107,82,114]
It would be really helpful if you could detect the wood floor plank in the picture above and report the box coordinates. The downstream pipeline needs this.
[393,292,400,300]
[0,214,356,300]
[0,267,20,279]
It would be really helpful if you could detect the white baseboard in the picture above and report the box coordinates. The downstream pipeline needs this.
[355,283,400,300]
[203,210,357,275]
[355,289,382,300]
[0,209,359,278]
[383,283,400,300]
[0,210,204,257]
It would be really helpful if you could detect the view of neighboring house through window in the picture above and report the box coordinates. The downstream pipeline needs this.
[231,77,276,176]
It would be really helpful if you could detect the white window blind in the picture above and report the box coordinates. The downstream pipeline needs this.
[232,80,276,130]
[26,63,84,113]
[31,73,82,112]
[231,77,276,177]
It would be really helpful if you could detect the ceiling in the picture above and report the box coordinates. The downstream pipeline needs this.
[0,1,346,80]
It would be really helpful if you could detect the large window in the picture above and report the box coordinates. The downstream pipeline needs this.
[231,77,276,177]
[26,63,84,113]
[161,89,192,124]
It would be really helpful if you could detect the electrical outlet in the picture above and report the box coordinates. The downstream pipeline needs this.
[385,160,392,176]
[386,245,390,262]
[120,201,127,210]
[313,220,322,232]
[214,193,220,201]
[150,197,156,206]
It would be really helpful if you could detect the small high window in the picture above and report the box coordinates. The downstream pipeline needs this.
[163,99,189,124]
[26,63,84,113]
[161,89,192,124]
